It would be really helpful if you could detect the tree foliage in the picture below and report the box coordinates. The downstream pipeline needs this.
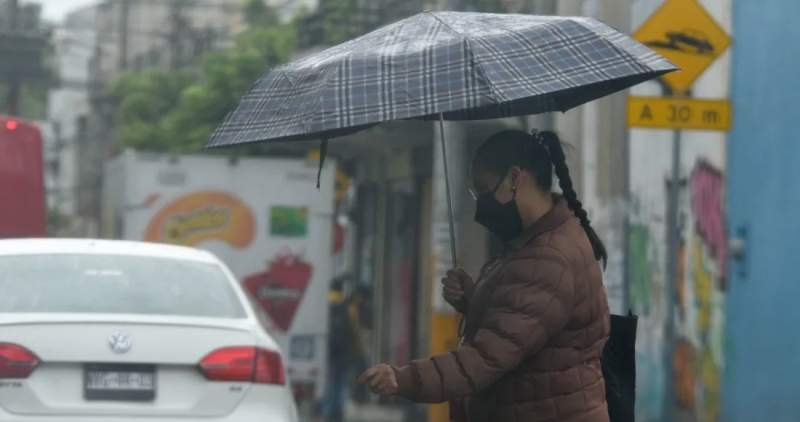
[0,82,49,120]
[462,0,508,12]
[320,0,361,45]
[244,0,279,27]
[110,2,296,153]
[110,69,196,151]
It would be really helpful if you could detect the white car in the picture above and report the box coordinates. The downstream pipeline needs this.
[0,239,298,422]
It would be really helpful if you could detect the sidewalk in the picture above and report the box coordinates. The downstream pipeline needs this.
[345,401,405,422]
[298,400,406,422]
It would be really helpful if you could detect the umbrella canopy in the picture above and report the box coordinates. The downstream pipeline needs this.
[207,11,676,147]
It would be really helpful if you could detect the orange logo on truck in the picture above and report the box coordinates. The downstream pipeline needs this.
[145,191,255,248]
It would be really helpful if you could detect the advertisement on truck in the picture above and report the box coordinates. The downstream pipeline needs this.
[103,150,335,400]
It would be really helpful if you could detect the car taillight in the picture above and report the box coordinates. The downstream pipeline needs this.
[0,343,39,379]
[253,348,285,385]
[199,347,285,385]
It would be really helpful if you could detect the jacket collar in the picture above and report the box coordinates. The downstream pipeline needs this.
[506,195,572,253]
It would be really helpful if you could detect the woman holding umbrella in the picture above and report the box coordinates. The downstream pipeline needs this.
[359,129,611,422]
[207,11,672,421]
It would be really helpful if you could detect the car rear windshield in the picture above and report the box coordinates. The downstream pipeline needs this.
[0,254,246,318]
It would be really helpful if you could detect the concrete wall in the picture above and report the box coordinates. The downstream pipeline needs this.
[46,5,97,235]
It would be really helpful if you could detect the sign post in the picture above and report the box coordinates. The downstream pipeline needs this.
[629,1,731,420]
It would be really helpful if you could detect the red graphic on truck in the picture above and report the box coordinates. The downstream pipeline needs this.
[244,253,313,332]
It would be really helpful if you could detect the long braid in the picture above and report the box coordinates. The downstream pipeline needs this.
[538,131,608,269]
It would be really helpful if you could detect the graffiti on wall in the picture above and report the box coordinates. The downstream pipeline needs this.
[673,160,727,422]
[628,218,667,421]
[674,339,696,408]
[630,160,727,422]
[690,161,728,288]
[628,224,654,315]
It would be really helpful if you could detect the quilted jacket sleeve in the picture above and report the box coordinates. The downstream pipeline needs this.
[393,253,574,403]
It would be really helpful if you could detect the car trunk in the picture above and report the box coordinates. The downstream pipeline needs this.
[0,314,266,418]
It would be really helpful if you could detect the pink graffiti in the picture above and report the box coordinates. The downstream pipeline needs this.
[690,161,727,287]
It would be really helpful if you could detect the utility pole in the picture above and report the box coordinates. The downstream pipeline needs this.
[119,0,129,70]
[168,1,181,69]
[6,0,20,116]
[661,84,689,422]
[168,0,192,69]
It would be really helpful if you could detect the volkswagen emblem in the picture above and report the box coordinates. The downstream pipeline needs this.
[108,332,133,354]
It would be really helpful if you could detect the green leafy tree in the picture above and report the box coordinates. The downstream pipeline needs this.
[110,69,196,151]
[0,82,50,120]
[110,4,296,153]
[320,0,361,45]
[244,0,280,27]
[463,0,509,12]
[161,25,296,152]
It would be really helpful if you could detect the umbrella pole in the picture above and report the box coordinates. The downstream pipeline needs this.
[438,113,458,266]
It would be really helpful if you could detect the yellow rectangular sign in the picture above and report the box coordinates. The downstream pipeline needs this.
[627,96,731,131]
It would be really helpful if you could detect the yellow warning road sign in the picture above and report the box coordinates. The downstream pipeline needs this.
[634,0,731,93]
[627,96,731,131]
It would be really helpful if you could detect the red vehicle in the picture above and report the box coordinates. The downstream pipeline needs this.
[0,115,46,237]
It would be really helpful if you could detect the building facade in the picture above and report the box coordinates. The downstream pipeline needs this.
[46,5,97,236]
[91,0,246,84]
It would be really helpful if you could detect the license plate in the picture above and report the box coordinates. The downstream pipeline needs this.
[84,364,156,401]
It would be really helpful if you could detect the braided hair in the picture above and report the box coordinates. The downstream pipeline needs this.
[472,129,608,268]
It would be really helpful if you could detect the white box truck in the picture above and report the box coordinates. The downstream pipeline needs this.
[103,150,335,400]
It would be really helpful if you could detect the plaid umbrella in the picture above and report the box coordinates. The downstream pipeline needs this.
[207,11,675,147]
[207,11,676,263]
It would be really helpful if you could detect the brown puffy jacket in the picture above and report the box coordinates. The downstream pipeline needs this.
[393,197,611,422]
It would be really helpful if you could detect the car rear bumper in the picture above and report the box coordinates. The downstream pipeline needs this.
[0,410,297,422]
[0,385,298,422]
[0,415,294,422]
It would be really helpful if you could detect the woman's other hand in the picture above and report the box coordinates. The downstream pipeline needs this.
[358,364,399,396]
[442,268,474,312]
